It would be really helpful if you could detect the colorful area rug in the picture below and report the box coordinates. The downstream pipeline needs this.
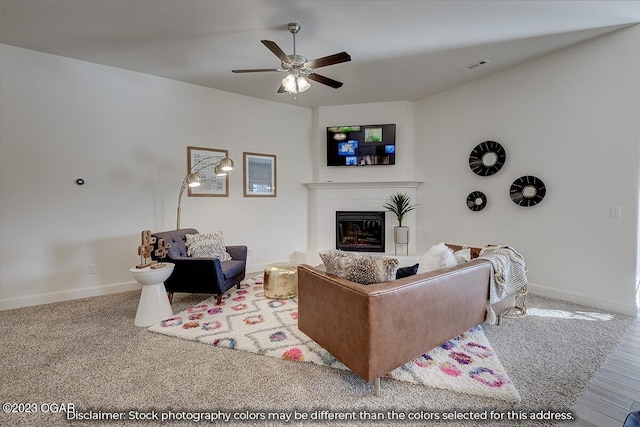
[148,275,520,403]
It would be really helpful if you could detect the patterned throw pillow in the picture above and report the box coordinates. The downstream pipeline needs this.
[318,249,349,276]
[185,232,232,260]
[319,249,399,285]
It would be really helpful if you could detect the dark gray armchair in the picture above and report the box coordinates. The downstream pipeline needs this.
[150,228,247,304]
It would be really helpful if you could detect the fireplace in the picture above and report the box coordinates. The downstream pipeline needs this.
[336,211,385,252]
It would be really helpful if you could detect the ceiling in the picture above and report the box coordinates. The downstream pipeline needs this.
[2,0,640,109]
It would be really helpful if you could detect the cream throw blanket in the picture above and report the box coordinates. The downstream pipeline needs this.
[478,245,528,324]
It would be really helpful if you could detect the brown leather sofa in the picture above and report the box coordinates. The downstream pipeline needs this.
[297,259,515,396]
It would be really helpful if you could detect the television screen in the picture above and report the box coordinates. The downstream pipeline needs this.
[337,140,358,156]
[327,124,396,166]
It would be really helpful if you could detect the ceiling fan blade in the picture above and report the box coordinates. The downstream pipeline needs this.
[307,52,351,69]
[232,68,282,73]
[308,73,343,89]
[261,40,292,64]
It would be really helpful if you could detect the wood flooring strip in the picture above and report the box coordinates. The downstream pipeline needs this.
[571,317,639,426]
[572,403,623,426]
[604,353,640,374]
[581,386,633,411]
[576,393,632,421]
[598,367,640,392]
[590,376,640,402]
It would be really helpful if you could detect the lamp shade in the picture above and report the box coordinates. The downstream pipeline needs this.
[218,157,234,171]
[214,164,228,176]
[186,173,201,187]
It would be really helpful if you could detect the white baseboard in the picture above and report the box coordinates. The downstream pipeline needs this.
[0,281,141,311]
[528,282,638,317]
[247,262,270,275]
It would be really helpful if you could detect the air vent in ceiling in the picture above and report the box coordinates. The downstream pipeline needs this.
[458,59,490,73]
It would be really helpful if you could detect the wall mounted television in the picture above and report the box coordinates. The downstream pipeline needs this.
[327,124,396,166]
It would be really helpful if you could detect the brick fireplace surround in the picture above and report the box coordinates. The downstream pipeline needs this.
[294,181,422,266]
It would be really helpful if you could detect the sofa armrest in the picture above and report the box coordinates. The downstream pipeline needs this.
[298,265,372,379]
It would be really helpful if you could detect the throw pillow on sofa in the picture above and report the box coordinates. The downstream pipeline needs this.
[318,249,349,276]
[417,242,457,273]
[396,263,419,279]
[319,249,399,285]
[185,232,232,260]
[453,247,472,264]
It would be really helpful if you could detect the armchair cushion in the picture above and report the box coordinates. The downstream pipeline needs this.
[220,259,246,280]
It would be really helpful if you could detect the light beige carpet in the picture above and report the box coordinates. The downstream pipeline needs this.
[0,283,634,426]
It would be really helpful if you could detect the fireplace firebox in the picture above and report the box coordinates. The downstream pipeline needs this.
[336,211,385,252]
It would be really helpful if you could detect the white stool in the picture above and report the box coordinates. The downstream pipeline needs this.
[130,263,175,327]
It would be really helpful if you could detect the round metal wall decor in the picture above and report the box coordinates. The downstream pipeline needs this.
[466,191,487,211]
[510,175,546,207]
[469,140,506,176]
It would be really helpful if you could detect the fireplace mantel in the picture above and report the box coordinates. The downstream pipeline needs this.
[304,181,423,190]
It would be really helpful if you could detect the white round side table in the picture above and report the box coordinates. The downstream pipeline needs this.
[130,262,175,327]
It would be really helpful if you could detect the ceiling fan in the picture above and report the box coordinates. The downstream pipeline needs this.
[232,22,351,94]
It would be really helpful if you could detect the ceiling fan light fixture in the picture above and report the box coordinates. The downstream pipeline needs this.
[282,73,310,93]
[297,76,311,92]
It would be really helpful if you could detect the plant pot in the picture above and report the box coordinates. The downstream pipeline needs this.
[394,226,409,245]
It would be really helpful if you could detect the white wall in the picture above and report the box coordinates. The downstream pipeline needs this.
[3,24,640,316]
[414,25,640,316]
[0,44,311,309]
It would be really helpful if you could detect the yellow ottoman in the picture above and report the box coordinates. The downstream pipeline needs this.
[264,263,298,299]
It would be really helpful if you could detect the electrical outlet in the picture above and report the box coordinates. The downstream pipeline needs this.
[610,206,622,218]
[88,264,97,274]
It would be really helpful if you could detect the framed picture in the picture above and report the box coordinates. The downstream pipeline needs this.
[243,152,276,197]
[187,146,229,197]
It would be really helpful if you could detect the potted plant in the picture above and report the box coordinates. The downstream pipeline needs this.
[383,192,417,245]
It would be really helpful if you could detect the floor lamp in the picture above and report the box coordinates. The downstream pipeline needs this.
[176,156,234,229]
